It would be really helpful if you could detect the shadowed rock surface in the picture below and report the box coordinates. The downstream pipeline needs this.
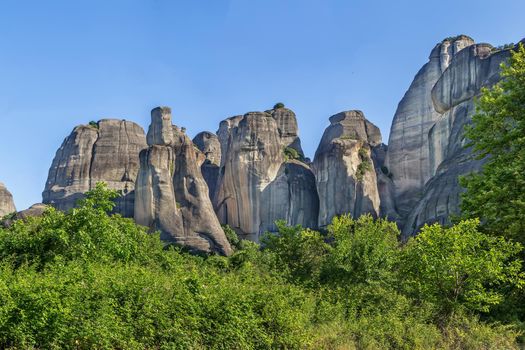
[215,110,318,241]
[402,42,513,237]
[134,107,232,255]
[0,182,16,217]
[385,35,475,220]
[42,119,147,217]
[313,111,382,227]
[193,131,221,198]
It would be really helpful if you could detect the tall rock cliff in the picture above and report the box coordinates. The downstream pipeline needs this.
[42,119,147,217]
[313,111,383,227]
[402,42,513,236]
[385,35,475,219]
[214,108,318,241]
[0,182,16,217]
[192,131,221,198]
[134,107,232,255]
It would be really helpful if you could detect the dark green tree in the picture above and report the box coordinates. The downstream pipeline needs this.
[460,44,525,242]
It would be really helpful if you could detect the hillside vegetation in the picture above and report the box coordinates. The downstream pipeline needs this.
[0,183,523,349]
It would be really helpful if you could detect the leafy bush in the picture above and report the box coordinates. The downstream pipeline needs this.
[283,146,302,162]
[356,159,372,181]
[88,120,98,129]
[273,102,285,109]
[401,219,523,317]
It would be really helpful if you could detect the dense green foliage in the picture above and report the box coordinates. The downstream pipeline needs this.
[283,146,303,162]
[273,102,285,109]
[461,43,525,243]
[0,184,523,348]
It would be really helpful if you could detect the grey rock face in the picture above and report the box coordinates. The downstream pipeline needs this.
[135,107,232,255]
[0,182,16,217]
[215,110,318,240]
[403,43,511,236]
[193,131,221,197]
[385,35,474,219]
[146,107,174,146]
[313,111,381,227]
[269,107,304,156]
[43,119,147,217]
[217,115,243,168]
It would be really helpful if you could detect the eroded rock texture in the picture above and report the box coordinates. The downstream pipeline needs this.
[215,110,318,241]
[193,131,221,197]
[134,107,232,255]
[0,182,16,217]
[313,111,382,227]
[269,107,304,156]
[385,35,475,219]
[402,43,512,236]
[42,119,147,217]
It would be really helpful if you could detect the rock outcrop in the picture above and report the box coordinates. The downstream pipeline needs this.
[0,182,16,217]
[401,43,512,236]
[134,107,232,255]
[385,35,475,219]
[193,131,221,197]
[43,119,147,217]
[269,106,304,156]
[1,203,48,228]
[313,111,382,227]
[214,109,318,241]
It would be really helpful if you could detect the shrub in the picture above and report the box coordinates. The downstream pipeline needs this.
[400,219,523,318]
[283,146,302,162]
[88,121,98,129]
[356,159,372,181]
[273,102,285,109]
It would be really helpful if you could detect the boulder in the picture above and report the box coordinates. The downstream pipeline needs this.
[312,110,381,227]
[215,110,318,240]
[403,43,512,236]
[134,107,232,255]
[43,119,147,217]
[385,35,474,219]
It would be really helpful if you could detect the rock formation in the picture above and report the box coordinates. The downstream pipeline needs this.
[401,42,512,236]
[192,131,221,197]
[385,35,475,219]
[214,109,318,241]
[43,119,147,217]
[0,182,16,217]
[313,111,383,227]
[1,203,48,228]
[268,106,304,156]
[134,107,232,255]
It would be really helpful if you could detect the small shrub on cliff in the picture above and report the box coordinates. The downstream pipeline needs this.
[273,102,285,109]
[356,159,372,181]
[88,120,98,129]
[283,146,302,162]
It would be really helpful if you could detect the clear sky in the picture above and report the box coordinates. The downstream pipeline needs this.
[0,0,523,210]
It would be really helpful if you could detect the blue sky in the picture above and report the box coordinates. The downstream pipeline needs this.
[0,0,523,210]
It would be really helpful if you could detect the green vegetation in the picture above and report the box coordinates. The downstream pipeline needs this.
[355,146,373,181]
[283,146,303,162]
[460,43,525,243]
[273,102,285,109]
[88,121,99,129]
[0,184,523,348]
